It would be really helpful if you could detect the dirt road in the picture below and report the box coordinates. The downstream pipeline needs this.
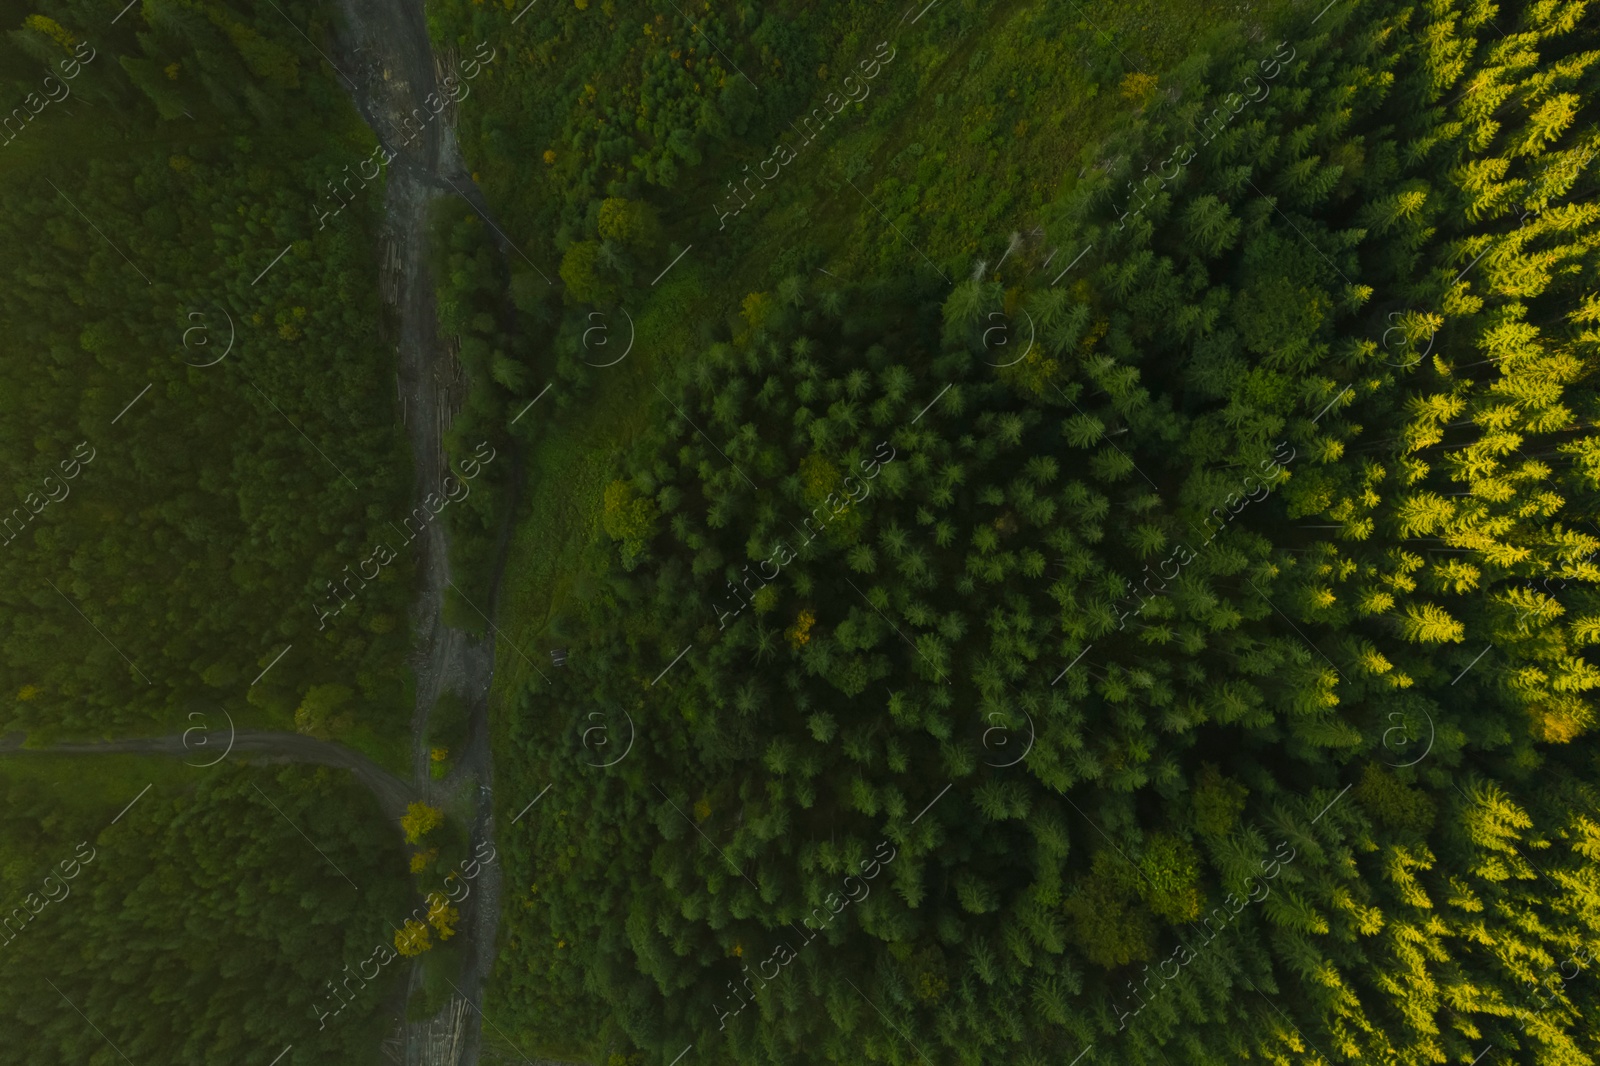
[0,730,418,821]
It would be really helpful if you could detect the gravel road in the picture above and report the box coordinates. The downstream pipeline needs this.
[318,0,524,1062]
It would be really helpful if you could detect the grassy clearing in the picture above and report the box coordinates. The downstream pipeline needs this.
[489,259,709,699]
[344,719,414,779]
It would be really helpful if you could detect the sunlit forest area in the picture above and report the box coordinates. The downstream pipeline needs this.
[2,0,1598,1062]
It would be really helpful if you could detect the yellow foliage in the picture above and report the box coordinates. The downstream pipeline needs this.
[16,684,40,701]
[24,15,75,51]
[915,969,949,1002]
[741,291,774,336]
[1357,587,1396,615]
[1354,647,1395,676]
[692,797,711,821]
[598,197,658,247]
[1572,616,1600,646]
[996,340,1061,398]
[1400,603,1466,644]
[1528,699,1590,744]
[602,480,659,562]
[1119,71,1159,105]
[786,609,815,648]
[400,802,444,844]
[793,444,870,541]
[395,918,431,956]
[427,892,460,940]
[430,746,448,763]
[409,848,438,873]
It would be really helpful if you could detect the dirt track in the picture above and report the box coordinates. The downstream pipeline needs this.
[0,730,418,820]
[318,0,527,1058]
[316,0,514,1059]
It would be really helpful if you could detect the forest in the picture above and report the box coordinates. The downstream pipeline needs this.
[0,0,415,757]
[0,0,440,1061]
[469,0,1600,1062]
[0,758,414,1064]
[2,0,1599,1060]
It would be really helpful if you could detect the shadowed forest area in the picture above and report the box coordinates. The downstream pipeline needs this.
[0,0,451,1061]
[0,0,418,758]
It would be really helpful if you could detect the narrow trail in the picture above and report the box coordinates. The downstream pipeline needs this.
[0,730,417,821]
